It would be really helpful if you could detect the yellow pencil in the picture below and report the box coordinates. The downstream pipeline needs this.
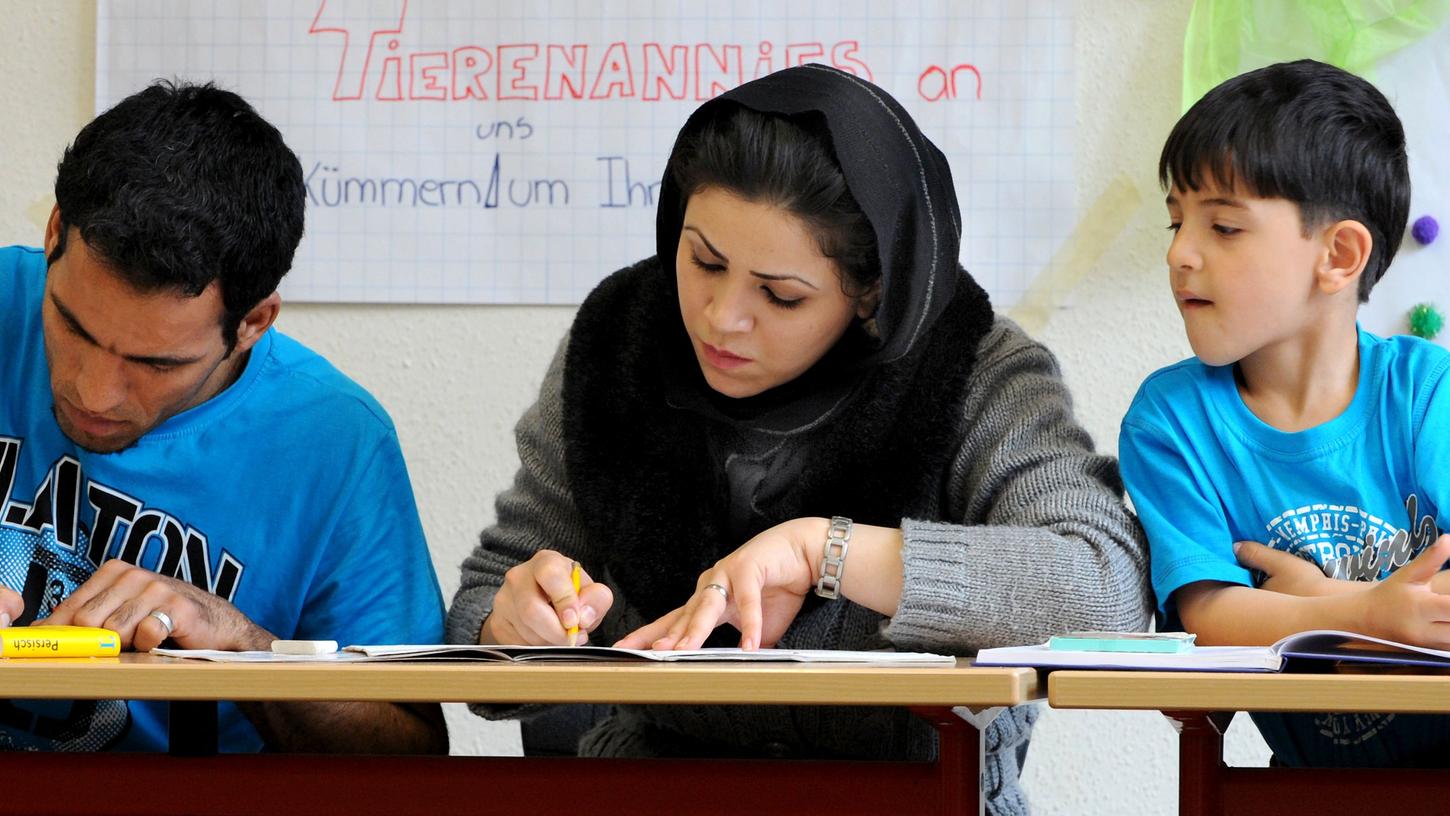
[567,561,581,647]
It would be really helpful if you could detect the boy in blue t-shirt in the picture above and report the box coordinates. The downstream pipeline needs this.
[1120,59,1450,766]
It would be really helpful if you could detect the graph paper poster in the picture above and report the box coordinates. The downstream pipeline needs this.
[96,0,1075,305]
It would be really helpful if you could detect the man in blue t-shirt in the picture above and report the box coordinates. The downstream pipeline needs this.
[1120,60,1450,767]
[0,81,445,753]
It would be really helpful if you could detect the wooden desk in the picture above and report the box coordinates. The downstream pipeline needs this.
[0,655,1035,816]
[1049,667,1450,816]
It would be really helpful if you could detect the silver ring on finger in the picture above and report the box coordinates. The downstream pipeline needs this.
[703,583,728,603]
[148,609,175,638]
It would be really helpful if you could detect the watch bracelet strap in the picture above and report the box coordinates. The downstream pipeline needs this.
[815,516,852,599]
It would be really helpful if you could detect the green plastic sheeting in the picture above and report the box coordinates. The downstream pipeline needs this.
[1182,0,1450,109]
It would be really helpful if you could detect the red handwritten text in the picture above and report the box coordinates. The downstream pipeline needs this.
[308,0,878,102]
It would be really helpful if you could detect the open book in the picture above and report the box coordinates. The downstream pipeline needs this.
[152,644,957,666]
[973,630,1450,673]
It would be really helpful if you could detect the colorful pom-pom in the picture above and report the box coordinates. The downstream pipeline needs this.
[1412,215,1439,246]
[1409,303,1444,340]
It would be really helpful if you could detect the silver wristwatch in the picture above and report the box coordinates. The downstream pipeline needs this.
[814,516,853,599]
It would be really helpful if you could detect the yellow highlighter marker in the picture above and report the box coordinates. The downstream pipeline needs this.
[567,561,581,647]
[0,625,120,658]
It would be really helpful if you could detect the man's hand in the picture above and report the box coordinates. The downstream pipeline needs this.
[1234,541,1350,597]
[480,550,614,646]
[0,585,22,628]
[42,560,273,652]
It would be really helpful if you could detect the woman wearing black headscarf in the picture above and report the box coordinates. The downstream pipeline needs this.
[447,64,1148,813]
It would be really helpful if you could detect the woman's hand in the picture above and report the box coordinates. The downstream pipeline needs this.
[479,550,614,646]
[616,518,825,652]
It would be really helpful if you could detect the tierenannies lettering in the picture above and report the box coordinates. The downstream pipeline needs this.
[1261,494,1440,583]
[0,439,246,608]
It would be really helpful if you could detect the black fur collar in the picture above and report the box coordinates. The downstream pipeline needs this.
[562,257,993,621]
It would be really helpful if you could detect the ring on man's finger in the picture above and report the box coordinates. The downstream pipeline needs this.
[703,583,728,603]
[147,609,175,638]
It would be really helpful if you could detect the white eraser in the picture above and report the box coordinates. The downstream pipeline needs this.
[271,639,338,655]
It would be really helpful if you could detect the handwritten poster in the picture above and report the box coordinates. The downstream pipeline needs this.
[96,0,1075,305]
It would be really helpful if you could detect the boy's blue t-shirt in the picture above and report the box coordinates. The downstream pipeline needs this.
[1120,326,1450,767]
[0,245,444,752]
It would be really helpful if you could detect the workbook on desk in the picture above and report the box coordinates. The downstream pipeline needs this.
[152,645,957,666]
[974,630,1450,673]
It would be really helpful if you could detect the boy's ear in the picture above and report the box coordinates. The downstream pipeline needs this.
[1316,219,1373,296]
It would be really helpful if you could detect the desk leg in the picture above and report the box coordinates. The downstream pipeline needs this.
[168,700,218,756]
[1165,710,1230,816]
[910,705,991,816]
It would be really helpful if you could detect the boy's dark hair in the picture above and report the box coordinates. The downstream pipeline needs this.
[1159,59,1409,302]
[667,103,880,297]
[52,80,305,351]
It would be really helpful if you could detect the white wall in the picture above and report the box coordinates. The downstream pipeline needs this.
[0,2,1274,811]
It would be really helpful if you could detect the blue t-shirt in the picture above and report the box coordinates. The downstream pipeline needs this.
[0,245,444,752]
[1120,327,1450,767]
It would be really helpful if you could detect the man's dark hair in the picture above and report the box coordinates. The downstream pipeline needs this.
[1159,59,1409,302]
[52,80,305,350]
[668,103,880,297]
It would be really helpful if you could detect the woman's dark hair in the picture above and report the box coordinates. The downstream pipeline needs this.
[1159,59,1409,302]
[52,80,305,352]
[667,104,880,297]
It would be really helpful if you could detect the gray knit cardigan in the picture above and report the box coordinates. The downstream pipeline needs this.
[447,316,1151,815]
